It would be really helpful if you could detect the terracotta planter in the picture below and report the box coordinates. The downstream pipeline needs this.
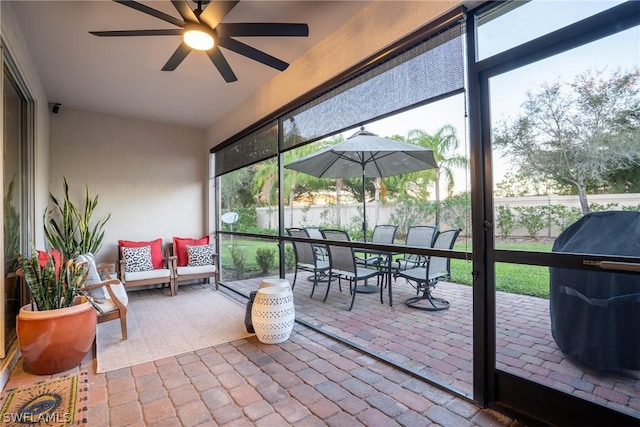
[17,296,97,375]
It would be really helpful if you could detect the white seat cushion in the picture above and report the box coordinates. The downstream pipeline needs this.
[124,268,171,282]
[177,265,216,276]
[95,282,128,314]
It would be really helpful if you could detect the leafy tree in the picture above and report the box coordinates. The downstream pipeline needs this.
[495,170,562,197]
[494,69,640,214]
[408,125,468,226]
[220,168,254,211]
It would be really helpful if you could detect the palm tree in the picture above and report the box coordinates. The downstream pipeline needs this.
[408,125,468,226]
[252,159,278,228]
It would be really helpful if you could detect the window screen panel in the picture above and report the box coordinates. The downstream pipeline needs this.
[215,120,278,177]
[282,23,464,150]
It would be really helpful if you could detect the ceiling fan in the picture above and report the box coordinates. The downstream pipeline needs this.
[90,0,309,82]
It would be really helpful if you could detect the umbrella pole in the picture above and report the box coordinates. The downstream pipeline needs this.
[362,166,367,242]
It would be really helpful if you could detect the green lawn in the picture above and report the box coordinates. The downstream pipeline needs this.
[220,239,281,275]
[220,237,553,299]
[451,240,552,299]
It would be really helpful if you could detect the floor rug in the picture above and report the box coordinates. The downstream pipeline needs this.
[96,286,253,373]
[0,372,88,426]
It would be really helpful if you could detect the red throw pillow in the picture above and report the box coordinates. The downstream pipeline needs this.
[36,248,63,278]
[173,236,209,267]
[118,238,163,269]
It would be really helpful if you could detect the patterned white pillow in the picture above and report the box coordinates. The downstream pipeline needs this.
[122,245,154,272]
[186,244,215,267]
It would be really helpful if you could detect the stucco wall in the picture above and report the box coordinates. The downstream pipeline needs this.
[49,108,207,265]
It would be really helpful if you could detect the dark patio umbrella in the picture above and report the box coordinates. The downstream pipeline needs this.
[285,127,438,240]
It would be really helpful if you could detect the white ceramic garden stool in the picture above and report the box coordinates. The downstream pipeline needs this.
[259,278,291,290]
[251,284,295,344]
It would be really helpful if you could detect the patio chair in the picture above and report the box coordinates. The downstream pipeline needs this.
[286,228,332,298]
[77,253,129,340]
[118,239,175,295]
[166,240,218,294]
[394,225,438,273]
[304,226,328,261]
[355,224,398,268]
[394,228,461,311]
[321,229,383,311]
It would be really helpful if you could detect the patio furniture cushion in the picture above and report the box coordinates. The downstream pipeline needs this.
[36,249,63,277]
[177,265,216,276]
[173,236,209,266]
[123,268,172,282]
[121,245,154,272]
[186,244,215,266]
[119,238,164,269]
[94,279,128,314]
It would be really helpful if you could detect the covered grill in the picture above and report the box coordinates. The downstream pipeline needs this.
[550,211,640,371]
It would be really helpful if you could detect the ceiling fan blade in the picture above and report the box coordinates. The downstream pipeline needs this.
[90,29,183,37]
[216,23,309,38]
[217,38,288,71]
[207,47,238,83]
[114,1,184,27]
[170,0,198,23]
[198,1,239,29]
[161,42,192,71]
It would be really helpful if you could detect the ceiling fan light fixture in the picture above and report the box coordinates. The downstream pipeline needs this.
[183,25,214,51]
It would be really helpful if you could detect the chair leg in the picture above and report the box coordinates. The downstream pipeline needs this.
[310,272,318,298]
[323,271,333,302]
[348,280,357,311]
[322,279,332,302]
[120,313,128,340]
[292,266,298,291]
[405,285,449,311]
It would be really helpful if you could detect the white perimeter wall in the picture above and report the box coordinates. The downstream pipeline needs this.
[49,108,207,264]
[258,193,640,238]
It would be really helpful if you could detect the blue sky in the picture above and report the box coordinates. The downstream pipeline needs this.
[336,1,639,195]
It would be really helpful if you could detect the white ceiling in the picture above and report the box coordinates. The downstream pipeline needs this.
[10,1,370,129]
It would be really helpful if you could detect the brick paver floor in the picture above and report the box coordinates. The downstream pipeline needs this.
[5,277,638,425]
[227,273,640,420]
[4,290,526,426]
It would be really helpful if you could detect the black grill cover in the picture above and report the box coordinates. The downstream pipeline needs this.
[550,211,640,371]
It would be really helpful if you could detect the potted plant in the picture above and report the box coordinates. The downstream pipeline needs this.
[15,179,111,374]
[43,177,111,259]
[16,250,96,374]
